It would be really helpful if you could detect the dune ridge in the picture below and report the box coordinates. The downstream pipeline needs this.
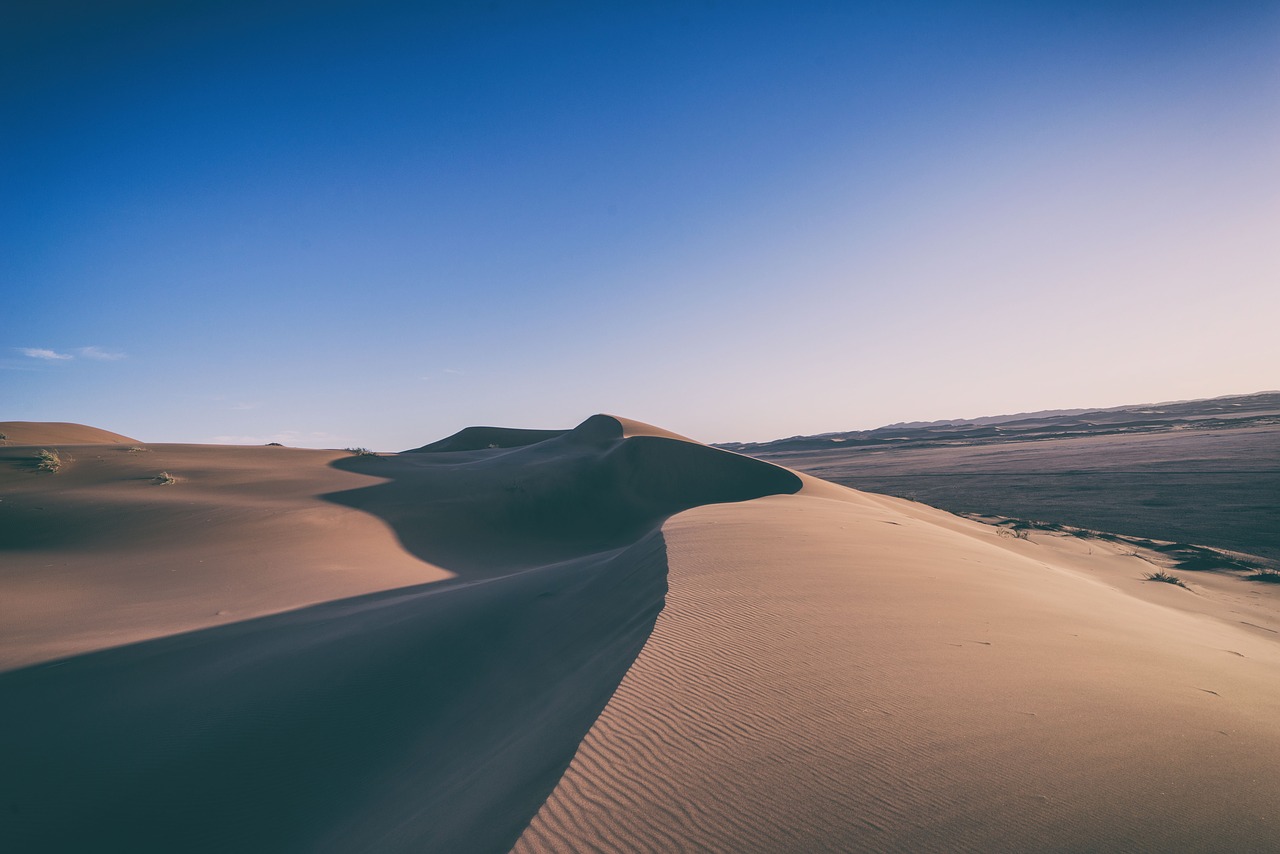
[328,413,800,569]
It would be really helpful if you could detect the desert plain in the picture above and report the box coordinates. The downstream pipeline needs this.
[2,410,1279,852]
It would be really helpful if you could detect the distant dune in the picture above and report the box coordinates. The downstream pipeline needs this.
[0,420,138,445]
[407,424,570,452]
[2,415,1279,852]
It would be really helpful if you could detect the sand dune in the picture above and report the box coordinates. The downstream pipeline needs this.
[0,420,138,445]
[2,415,1278,852]
[518,483,1280,852]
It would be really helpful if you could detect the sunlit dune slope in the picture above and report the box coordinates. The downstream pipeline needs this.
[517,474,1280,853]
[0,442,448,667]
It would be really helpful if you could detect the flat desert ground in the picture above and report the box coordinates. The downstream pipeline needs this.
[3,416,1280,852]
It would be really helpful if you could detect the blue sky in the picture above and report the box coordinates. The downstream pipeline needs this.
[3,1,1277,448]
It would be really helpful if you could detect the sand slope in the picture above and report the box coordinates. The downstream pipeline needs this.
[0,442,448,667]
[3,416,1279,852]
[518,481,1280,852]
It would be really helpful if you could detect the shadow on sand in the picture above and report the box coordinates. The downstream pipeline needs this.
[0,416,799,853]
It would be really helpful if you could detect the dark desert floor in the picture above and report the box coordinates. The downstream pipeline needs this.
[723,392,1280,567]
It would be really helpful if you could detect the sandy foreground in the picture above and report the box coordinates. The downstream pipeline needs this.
[2,416,1278,852]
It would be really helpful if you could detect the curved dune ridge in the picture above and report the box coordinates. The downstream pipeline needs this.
[327,413,802,569]
[405,414,699,454]
[0,415,802,853]
[0,420,138,445]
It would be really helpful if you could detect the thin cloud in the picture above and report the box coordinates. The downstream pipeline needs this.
[19,347,73,360]
[15,346,126,361]
[78,346,126,361]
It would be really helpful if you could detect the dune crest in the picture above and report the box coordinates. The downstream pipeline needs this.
[404,413,697,454]
[329,414,801,568]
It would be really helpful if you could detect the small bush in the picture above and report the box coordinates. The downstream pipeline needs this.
[997,527,1030,540]
[126,446,148,453]
[345,447,377,456]
[36,449,61,473]
[153,471,177,485]
[1145,570,1188,588]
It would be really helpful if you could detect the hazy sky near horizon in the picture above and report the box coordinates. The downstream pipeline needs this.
[3,1,1278,448]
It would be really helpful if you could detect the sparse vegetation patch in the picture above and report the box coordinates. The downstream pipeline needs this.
[153,471,178,485]
[1170,545,1262,573]
[36,449,62,473]
[126,446,148,453]
[971,515,1275,579]
[1145,570,1188,588]
[346,447,378,456]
